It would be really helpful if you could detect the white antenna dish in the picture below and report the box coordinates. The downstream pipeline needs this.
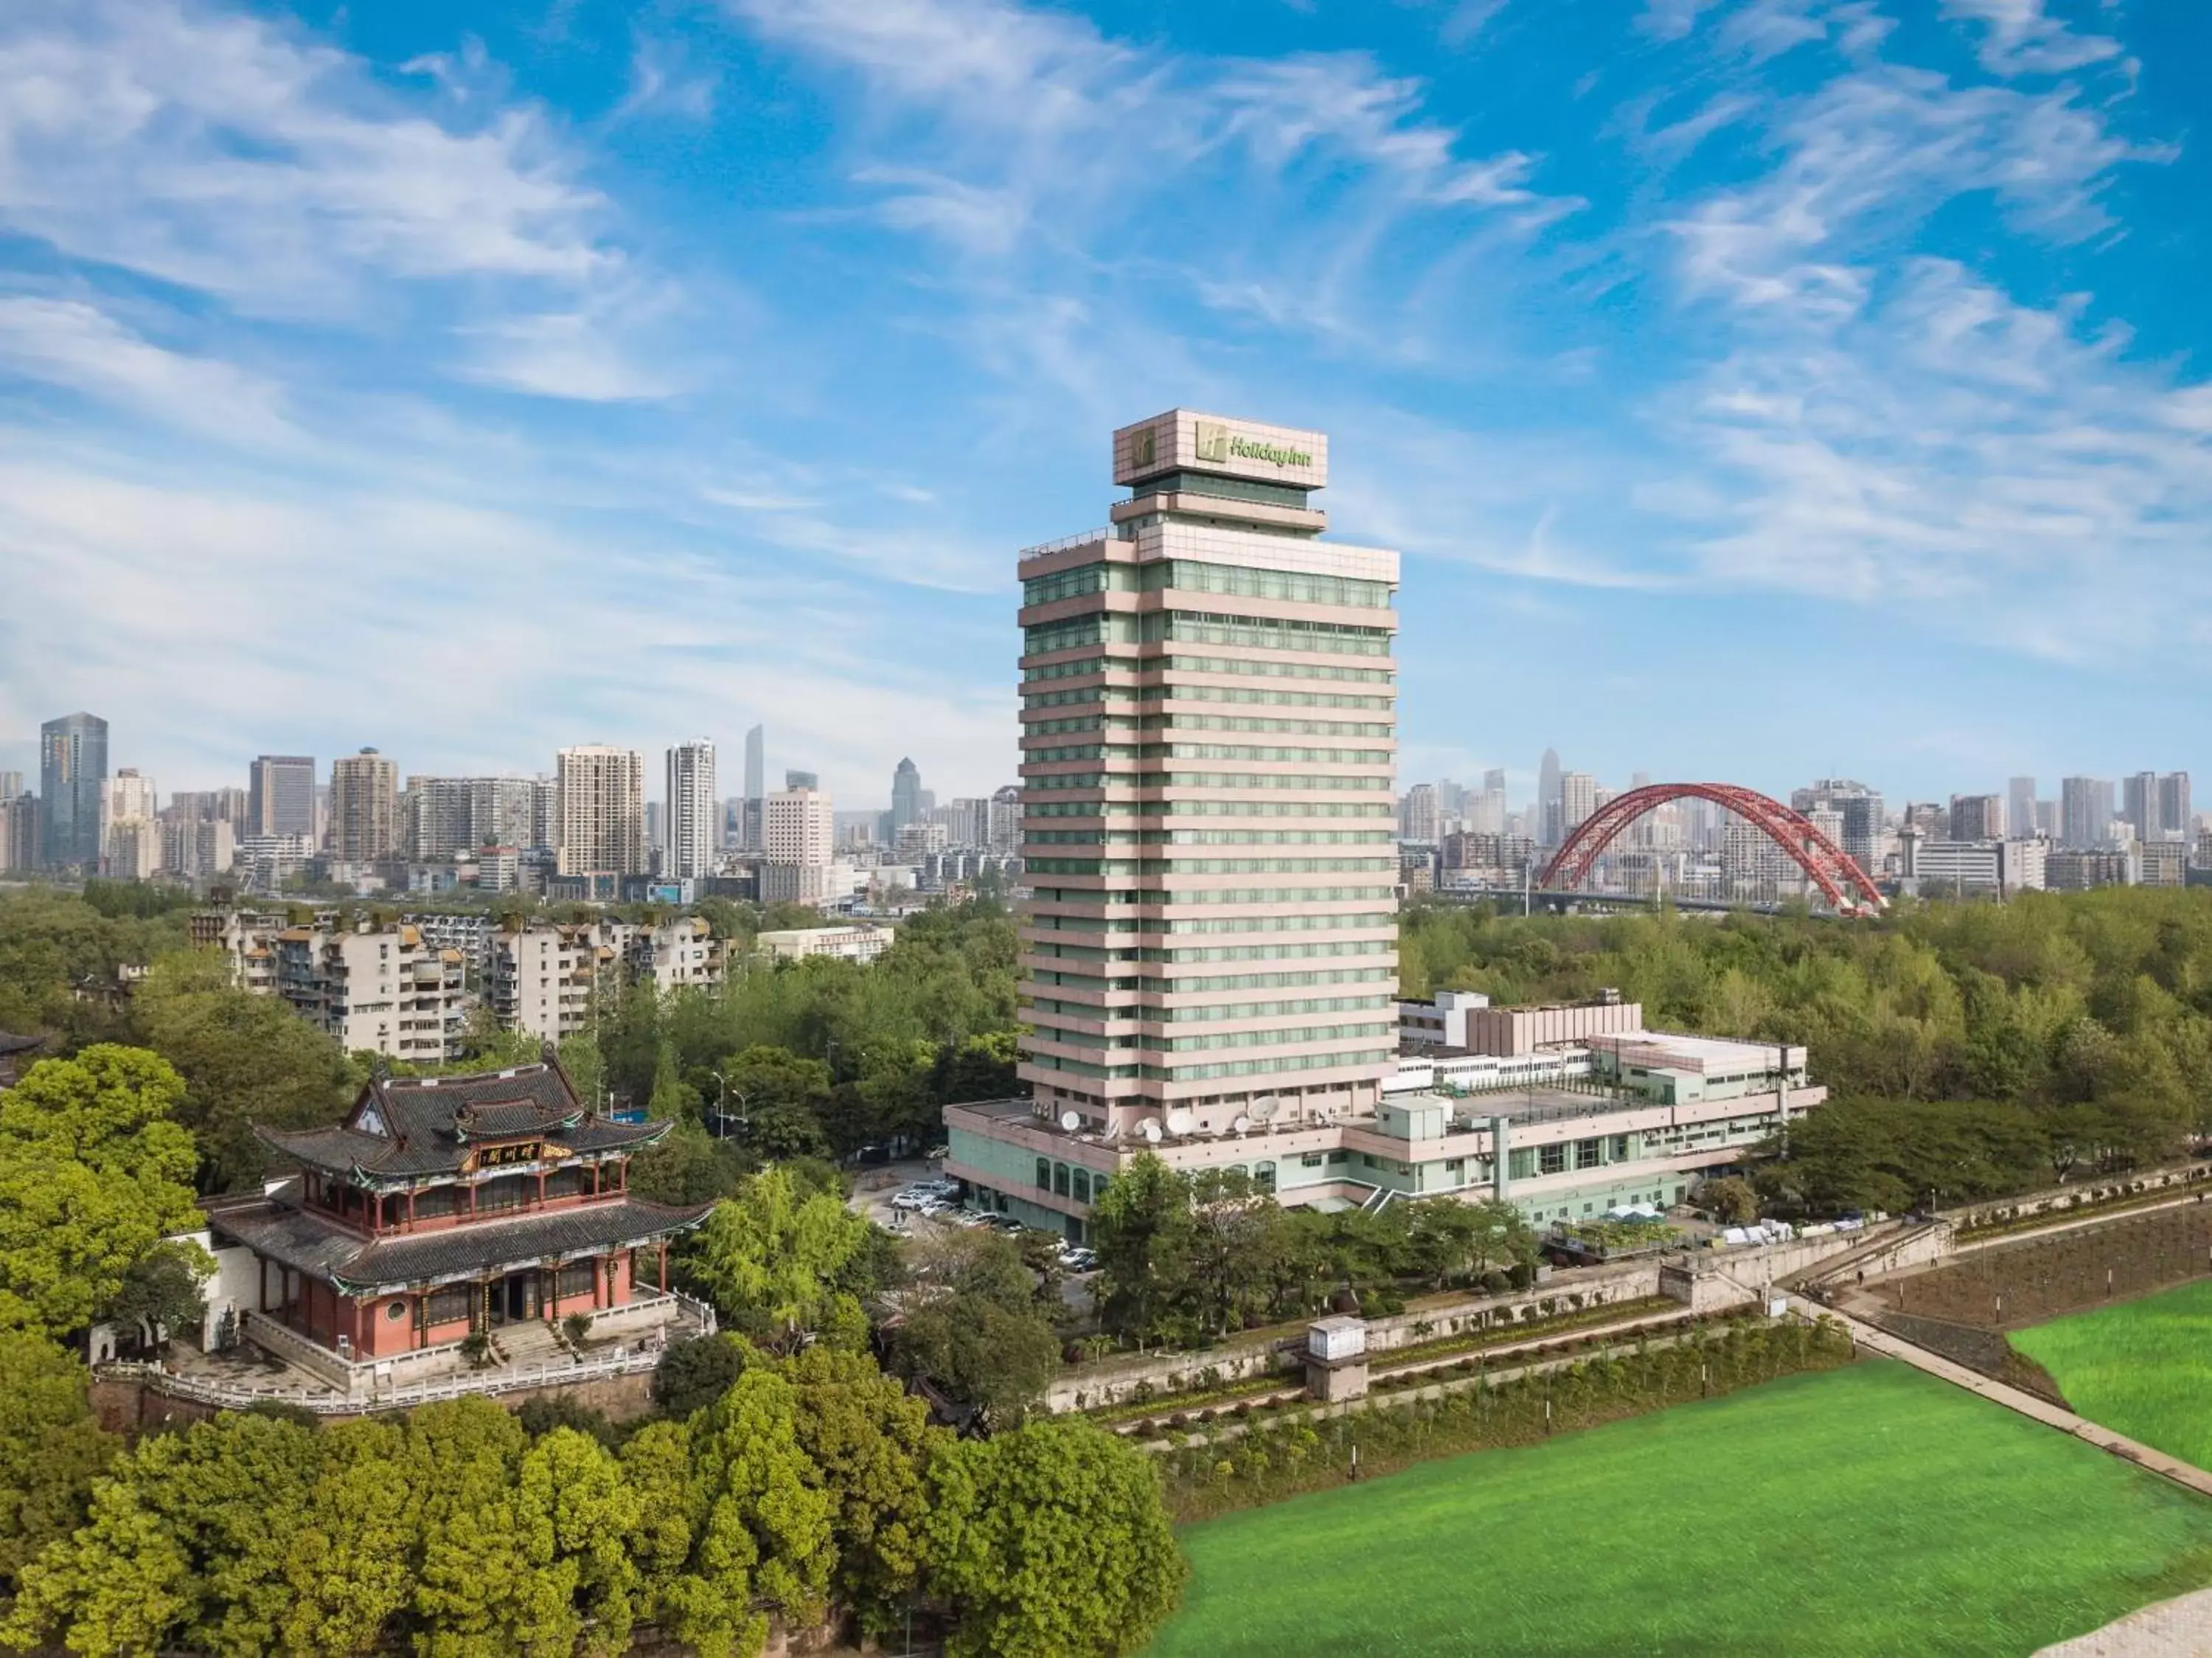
[1231,1114,1251,1136]
[1251,1096,1279,1124]
[1141,1119,1163,1144]
[1059,1109,1082,1131]
[1164,1108,1196,1137]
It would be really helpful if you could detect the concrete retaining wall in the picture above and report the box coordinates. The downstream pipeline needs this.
[1048,1263,1660,1412]
[91,1367,658,1435]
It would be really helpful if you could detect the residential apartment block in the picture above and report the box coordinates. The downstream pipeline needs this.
[556,747,647,878]
[273,923,468,1064]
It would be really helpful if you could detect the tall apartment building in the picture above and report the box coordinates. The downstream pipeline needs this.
[330,749,399,861]
[165,811,237,878]
[1795,779,1884,875]
[987,785,1024,855]
[2061,777,2115,849]
[1399,783,1439,842]
[763,785,835,904]
[664,739,717,881]
[39,712,108,870]
[1949,794,2004,843]
[0,771,20,801]
[272,923,468,1063]
[0,794,40,874]
[485,918,725,1041]
[2160,773,2192,843]
[2008,777,2037,841]
[1537,749,1562,846]
[2127,771,2194,844]
[556,746,646,877]
[1559,771,1597,839]
[1014,409,1399,1139]
[101,769,159,876]
[248,756,317,838]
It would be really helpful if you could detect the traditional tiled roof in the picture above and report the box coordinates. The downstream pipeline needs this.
[253,1061,667,1182]
[209,1183,714,1292]
[0,1030,46,1058]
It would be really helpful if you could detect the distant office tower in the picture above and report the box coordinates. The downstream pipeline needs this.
[1400,783,1439,842]
[942,797,991,848]
[164,816,234,879]
[329,749,399,861]
[1949,794,2003,843]
[742,725,765,850]
[0,771,21,800]
[170,788,246,826]
[248,755,317,837]
[1470,784,1507,835]
[2008,777,2037,841]
[1015,407,1398,1137]
[38,712,108,870]
[1482,767,1507,796]
[556,746,647,876]
[785,769,818,791]
[664,738,717,880]
[2061,777,2114,849]
[763,784,835,903]
[2160,773,2192,843]
[1559,771,1597,838]
[890,757,924,834]
[1537,748,1562,845]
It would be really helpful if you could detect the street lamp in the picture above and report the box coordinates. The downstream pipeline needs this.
[709,1072,749,1142]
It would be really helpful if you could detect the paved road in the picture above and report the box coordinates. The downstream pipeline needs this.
[1803,1298,2212,1501]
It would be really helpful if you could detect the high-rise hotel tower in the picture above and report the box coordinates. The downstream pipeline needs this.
[1017,410,1400,1140]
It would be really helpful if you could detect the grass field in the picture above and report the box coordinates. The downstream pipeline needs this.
[1148,1362,2212,1657]
[2013,1279,2212,1472]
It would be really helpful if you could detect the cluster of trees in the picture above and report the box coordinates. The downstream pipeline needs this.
[1090,1156,1543,1346]
[0,889,1018,1194]
[1404,889,2212,1212]
[0,1333,1184,1658]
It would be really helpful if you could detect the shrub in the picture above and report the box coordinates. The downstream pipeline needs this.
[459,1332,491,1367]
[562,1312,593,1346]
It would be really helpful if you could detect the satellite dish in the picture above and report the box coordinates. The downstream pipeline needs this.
[1140,1119,1163,1144]
[1059,1109,1082,1131]
[1251,1096,1279,1124]
[1231,1114,1251,1136]
[1164,1108,1196,1137]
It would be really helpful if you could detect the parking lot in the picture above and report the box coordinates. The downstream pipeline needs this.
[849,1160,1097,1279]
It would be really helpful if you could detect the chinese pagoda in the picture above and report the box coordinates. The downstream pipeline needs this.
[209,1058,712,1361]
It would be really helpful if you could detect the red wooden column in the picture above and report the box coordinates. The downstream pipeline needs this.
[537,1170,547,1209]
[406,1188,417,1229]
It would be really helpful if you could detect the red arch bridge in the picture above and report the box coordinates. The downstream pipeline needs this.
[1536,783,1886,916]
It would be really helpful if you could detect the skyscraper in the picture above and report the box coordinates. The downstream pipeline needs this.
[1016,408,1399,1137]
[102,769,158,875]
[0,772,22,800]
[556,746,646,876]
[38,711,107,869]
[1949,794,2003,842]
[248,755,317,838]
[330,749,399,861]
[2007,777,2037,842]
[2159,772,2192,843]
[2061,777,2114,849]
[762,783,835,903]
[743,724,765,850]
[1400,783,1439,842]
[1537,748,1562,846]
[664,738,717,880]
[2123,771,2159,844]
[890,757,924,833]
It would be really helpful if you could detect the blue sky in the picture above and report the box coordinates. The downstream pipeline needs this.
[0,0,2205,813]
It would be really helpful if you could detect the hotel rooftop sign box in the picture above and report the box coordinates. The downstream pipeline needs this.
[1112,409,1329,493]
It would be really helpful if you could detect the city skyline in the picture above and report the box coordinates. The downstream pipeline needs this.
[1,2,2207,805]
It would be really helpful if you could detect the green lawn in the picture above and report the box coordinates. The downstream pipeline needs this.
[2014,1280,2212,1472]
[1149,1362,2212,1657]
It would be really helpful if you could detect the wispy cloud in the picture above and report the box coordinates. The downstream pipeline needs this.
[1941,0,2123,77]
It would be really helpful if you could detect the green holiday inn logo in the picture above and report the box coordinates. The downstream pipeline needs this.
[1193,420,1312,470]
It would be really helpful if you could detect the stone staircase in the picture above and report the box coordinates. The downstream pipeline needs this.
[491,1319,573,1368]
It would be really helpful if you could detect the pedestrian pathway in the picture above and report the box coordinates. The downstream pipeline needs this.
[1803,1299,2212,1500]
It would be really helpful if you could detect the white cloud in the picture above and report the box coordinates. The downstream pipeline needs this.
[0,0,615,315]
[1667,65,2154,322]
[1941,0,2122,76]
[611,34,720,124]
[0,296,301,445]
